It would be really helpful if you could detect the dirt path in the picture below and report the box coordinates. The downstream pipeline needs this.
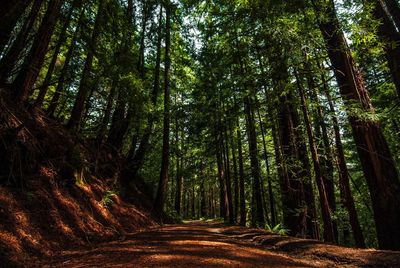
[41,221,400,267]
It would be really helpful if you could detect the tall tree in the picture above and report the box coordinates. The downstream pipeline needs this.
[321,75,366,248]
[314,0,400,250]
[67,0,105,130]
[11,0,64,103]
[154,1,171,214]
[121,5,164,184]
[0,0,44,83]
[244,95,265,227]
[0,0,32,52]
[237,116,246,226]
[295,69,336,243]
[34,0,82,108]
[47,6,85,117]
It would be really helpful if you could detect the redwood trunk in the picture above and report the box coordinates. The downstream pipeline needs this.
[229,120,239,222]
[295,70,336,243]
[369,0,400,97]
[237,117,246,226]
[0,0,43,83]
[47,7,85,117]
[223,124,234,223]
[257,106,276,227]
[35,0,80,108]
[154,3,171,214]
[315,0,400,250]
[67,0,105,129]
[120,6,163,186]
[0,0,32,52]
[322,73,366,248]
[382,0,400,30]
[216,147,228,219]
[244,96,265,227]
[12,0,64,103]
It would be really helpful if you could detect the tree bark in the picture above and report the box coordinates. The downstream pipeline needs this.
[244,95,265,227]
[368,0,400,97]
[97,78,118,144]
[237,116,246,226]
[295,70,336,243]
[229,118,239,222]
[67,0,105,130]
[127,6,162,179]
[223,123,235,223]
[137,0,150,78]
[315,0,400,250]
[0,0,32,52]
[11,0,64,104]
[120,5,163,188]
[34,0,81,108]
[154,2,171,214]
[0,0,43,83]
[257,106,277,227]
[303,59,338,242]
[174,107,182,215]
[216,145,228,219]
[382,0,400,30]
[321,71,366,248]
[47,7,85,117]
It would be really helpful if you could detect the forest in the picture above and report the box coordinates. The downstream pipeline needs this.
[1,0,400,266]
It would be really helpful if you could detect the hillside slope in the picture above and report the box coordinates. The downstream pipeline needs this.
[0,97,159,267]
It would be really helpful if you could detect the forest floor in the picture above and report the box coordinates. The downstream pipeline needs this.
[40,220,400,268]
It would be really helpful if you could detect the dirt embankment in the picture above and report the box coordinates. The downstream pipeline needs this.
[0,174,158,267]
[0,96,158,267]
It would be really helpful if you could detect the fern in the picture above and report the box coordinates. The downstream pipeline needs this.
[265,223,289,235]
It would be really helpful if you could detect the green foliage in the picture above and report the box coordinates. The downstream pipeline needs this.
[265,223,289,235]
[6,0,400,251]
[101,190,117,208]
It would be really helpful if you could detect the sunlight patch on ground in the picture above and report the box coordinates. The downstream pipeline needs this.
[168,240,230,247]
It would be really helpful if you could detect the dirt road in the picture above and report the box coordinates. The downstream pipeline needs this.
[41,221,400,267]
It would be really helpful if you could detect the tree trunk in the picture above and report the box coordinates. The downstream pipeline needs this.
[67,0,105,130]
[0,0,32,52]
[191,185,195,218]
[120,6,163,188]
[258,51,318,236]
[303,59,338,242]
[200,178,206,217]
[222,116,234,223]
[137,0,150,78]
[174,112,182,215]
[277,92,307,237]
[0,0,43,83]
[321,72,366,248]
[237,116,246,226]
[154,2,171,215]
[257,106,277,227]
[34,0,81,109]
[216,147,228,219]
[315,0,400,250]
[229,119,239,222]
[382,0,400,30]
[107,89,128,149]
[244,95,265,227]
[47,7,85,117]
[97,78,118,144]
[11,0,64,104]
[236,49,264,227]
[295,70,336,243]
[175,160,183,215]
[368,0,400,97]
